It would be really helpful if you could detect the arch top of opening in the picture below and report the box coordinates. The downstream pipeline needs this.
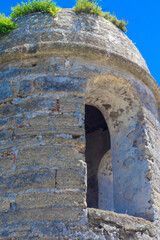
[85,72,160,121]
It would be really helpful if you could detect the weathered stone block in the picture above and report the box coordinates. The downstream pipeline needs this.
[15,191,86,209]
[0,168,55,194]
[0,115,26,132]
[88,208,157,238]
[0,197,10,213]
[34,76,86,93]
[0,207,83,225]
[17,79,33,97]
[0,130,13,141]
[56,167,86,190]
[0,148,13,173]
[47,114,80,127]
[0,104,16,118]
[16,145,83,169]
[0,224,31,239]
[14,97,45,113]
[0,81,12,102]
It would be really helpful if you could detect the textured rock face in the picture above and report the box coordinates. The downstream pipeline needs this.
[0,9,160,239]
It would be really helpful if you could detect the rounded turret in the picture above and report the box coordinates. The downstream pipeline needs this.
[0,9,160,240]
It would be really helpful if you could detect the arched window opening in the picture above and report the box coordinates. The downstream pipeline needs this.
[85,105,113,210]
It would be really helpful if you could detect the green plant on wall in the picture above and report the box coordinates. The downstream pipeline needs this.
[11,0,60,18]
[0,14,17,36]
[0,0,128,36]
[73,0,128,32]
[0,0,59,36]
[73,0,104,16]
[103,12,128,32]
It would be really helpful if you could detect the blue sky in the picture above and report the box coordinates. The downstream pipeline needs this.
[1,0,160,87]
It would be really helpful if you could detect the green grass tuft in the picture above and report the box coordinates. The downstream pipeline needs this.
[104,12,128,32]
[73,0,103,16]
[11,0,60,18]
[0,13,17,36]
[0,0,128,37]
[73,0,128,32]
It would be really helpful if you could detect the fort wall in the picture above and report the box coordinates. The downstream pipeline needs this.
[0,9,160,239]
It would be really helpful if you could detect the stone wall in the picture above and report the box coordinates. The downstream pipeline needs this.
[0,55,87,238]
[0,9,160,239]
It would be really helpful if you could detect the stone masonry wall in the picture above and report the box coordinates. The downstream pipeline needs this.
[0,54,160,239]
[0,55,87,238]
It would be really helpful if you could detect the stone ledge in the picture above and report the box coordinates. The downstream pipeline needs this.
[88,208,157,237]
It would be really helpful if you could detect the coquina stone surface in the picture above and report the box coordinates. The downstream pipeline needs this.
[0,8,160,239]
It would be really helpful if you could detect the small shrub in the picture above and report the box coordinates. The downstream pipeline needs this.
[73,0,103,16]
[0,13,17,36]
[11,0,60,18]
[73,0,128,32]
[104,12,128,32]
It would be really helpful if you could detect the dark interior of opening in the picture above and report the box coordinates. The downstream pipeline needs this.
[85,105,111,208]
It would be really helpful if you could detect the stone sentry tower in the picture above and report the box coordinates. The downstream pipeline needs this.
[0,9,160,239]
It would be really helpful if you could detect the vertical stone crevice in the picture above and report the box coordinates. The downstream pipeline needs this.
[55,169,58,189]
